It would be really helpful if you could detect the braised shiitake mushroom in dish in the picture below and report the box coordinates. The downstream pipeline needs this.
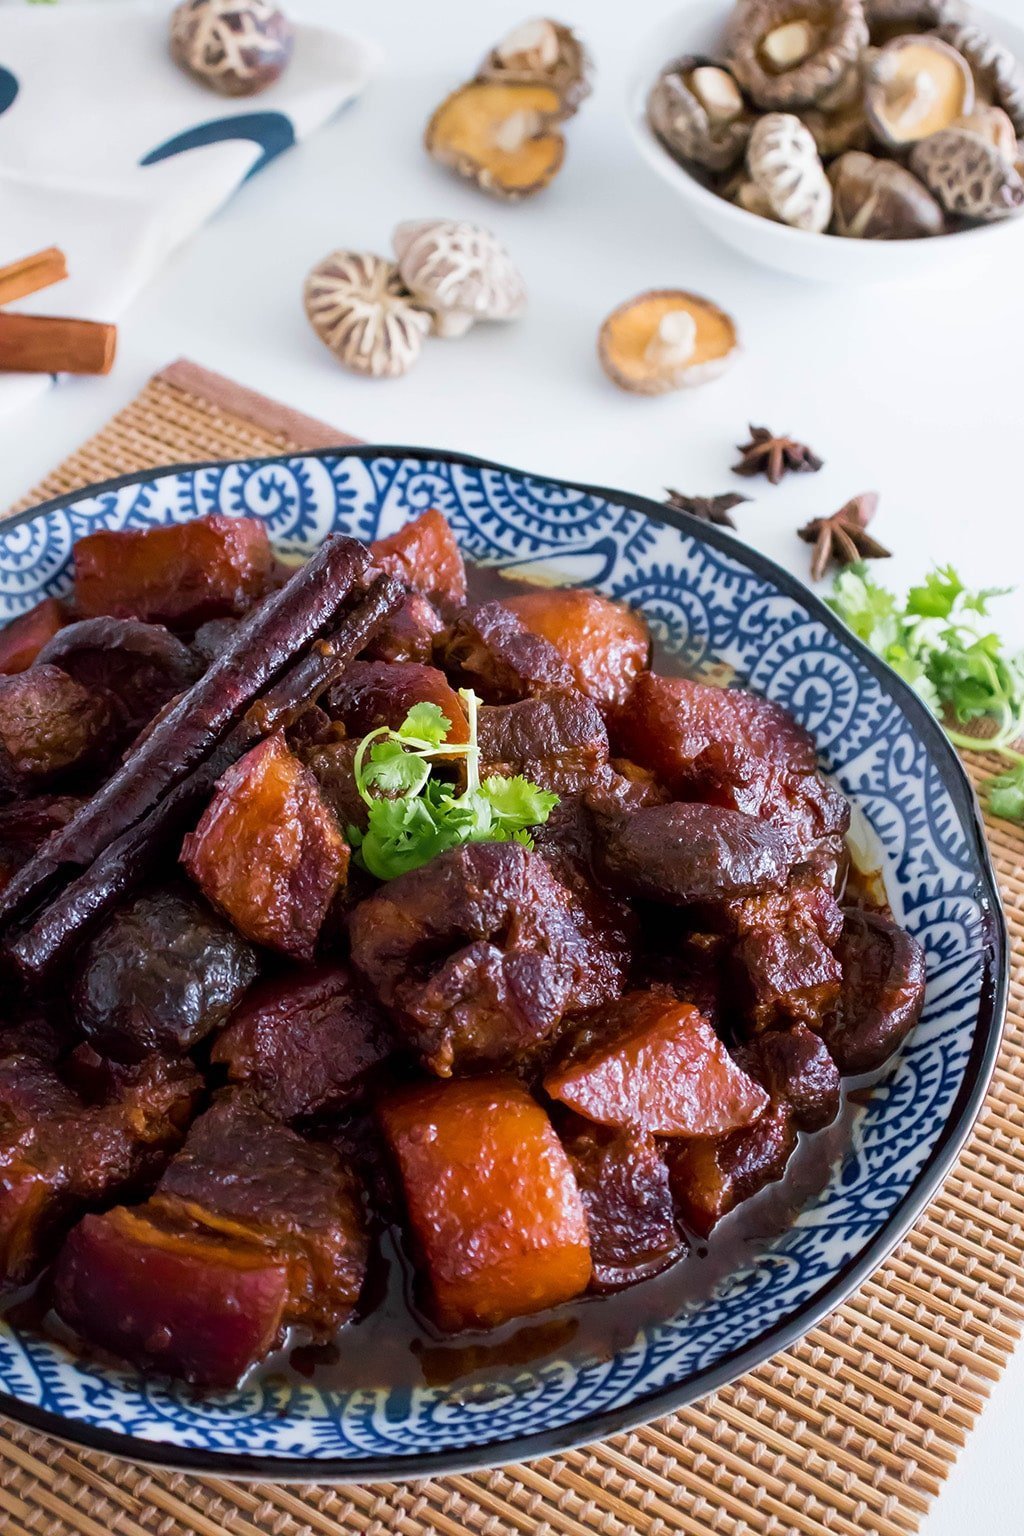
[648,0,1024,238]
[0,509,925,1389]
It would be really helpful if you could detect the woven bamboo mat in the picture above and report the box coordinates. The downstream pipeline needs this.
[0,359,1020,1536]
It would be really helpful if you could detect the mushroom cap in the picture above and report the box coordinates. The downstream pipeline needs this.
[953,104,1019,159]
[393,220,527,337]
[647,56,751,173]
[169,0,293,98]
[598,290,739,395]
[425,80,566,200]
[726,0,870,111]
[747,112,834,230]
[910,127,1024,220]
[938,21,1024,138]
[303,252,432,379]
[801,99,871,157]
[479,19,593,117]
[829,149,945,235]
[865,34,974,147]
[865,0,967,44]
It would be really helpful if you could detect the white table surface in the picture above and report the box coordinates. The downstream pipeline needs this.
[3,0,1023,1526]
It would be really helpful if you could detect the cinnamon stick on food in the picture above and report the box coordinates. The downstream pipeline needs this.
[7,572,405,981]
[0,247,68,307]
[0,313,117,376]
[0,534,373,933]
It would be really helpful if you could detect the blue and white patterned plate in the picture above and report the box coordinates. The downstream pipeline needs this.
[0,448,1007,1479]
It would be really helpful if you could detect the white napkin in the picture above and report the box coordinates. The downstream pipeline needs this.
[0,0,379,415]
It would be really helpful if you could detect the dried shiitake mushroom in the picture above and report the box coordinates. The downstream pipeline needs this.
[939,21,1024,137]
[479,18,592,116]
[598,291,739,394]
[829,150,944,235]
[911,126,1024,221]
[393,220,526,338]
[864,0,966,44]
[648,56,751,172]
[865,34,973,147]
[953,104,1018,158]
[726,0,870,111]
[746,112,833,230]
[425,80,566,199]
[802,98,870,156]
[304,252,431,379]
[170,0,293,97]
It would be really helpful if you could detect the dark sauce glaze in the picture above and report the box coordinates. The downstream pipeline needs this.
[3,559,891,1397]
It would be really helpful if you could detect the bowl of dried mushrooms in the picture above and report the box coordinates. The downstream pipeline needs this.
[627,0,1024,282]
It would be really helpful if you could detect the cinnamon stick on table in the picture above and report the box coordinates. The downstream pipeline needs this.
[0,313,117,376]
[0,247,67,307]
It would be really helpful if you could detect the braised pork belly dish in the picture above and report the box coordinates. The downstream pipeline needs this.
[0,509,927,1389]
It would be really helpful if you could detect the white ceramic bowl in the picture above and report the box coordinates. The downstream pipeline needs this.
[626,1,1024,284]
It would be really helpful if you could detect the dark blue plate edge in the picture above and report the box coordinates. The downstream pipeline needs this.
[0,444,1008,1483]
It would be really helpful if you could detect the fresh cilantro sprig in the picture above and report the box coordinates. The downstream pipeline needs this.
[829,562,1024,826]
[347,690,559,880]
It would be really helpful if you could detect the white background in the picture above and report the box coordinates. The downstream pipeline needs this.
[2,0,1023,1526]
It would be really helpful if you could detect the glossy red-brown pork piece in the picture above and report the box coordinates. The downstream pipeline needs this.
[0,597,67,674]
[595,799,797,908]
[301,739,366,834]
[614,673,850,852]
[369,509,467,613]
[181,731,350,960]
[327,660,469,745]
[36,618,202,743]
[73,514,274,627]
[478,690,610,795]
[820,910,927,1074]
[734,1023,841,1132]
[727,856,844,1032]
[0,665,113,799]
[558,1114,685,1291]
[363,592,445,665]
[380,1076,591,1330]
[0,1042,200,1287]
[442,601,575,703]
[349,841,628,1076]
[73,886,258,1061]
[212,962,395,1120]
[52,1089,368,1387]
[502,589,651,711]
[544,991,767,1137]
[667,1101,798,1237]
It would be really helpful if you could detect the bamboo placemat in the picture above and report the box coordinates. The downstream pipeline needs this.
[0,360,1020,1536]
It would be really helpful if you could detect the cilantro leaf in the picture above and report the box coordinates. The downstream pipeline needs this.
[399,702,450,747]
[987,762,1024,825]
[481,775,560,836]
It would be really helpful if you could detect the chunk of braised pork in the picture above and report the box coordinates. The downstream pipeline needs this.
[301,739,367,834]
[379,1077,591,1330]
[442,601,575,703]
[0,1044,200,1286]
[595,799,796,908]
[363,592,445,665]
[0,794,82,891]
[370,508,467,613]
[74,886,258,1061]
[191,616,241,666]
[52,1089,368,1387]
[478,690,609,795]
[212,962,395,1120]
[820,910,927,1074]
[349,842,626,1077]
[502,589,651,711]
[36,618,202,744]
[667,1101,798,1237]
[614,673,850,852]
[181,731,350,961]
[73,514,274,627]
[558,1114,685,1291]
[544,991,767,1137]
[327,660,469,745]
[734,1024,840,1132]
[0,597,67,675]
[0,666,114,800]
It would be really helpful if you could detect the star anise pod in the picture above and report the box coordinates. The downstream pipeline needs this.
[664,489,751,529]
[733,425,824,485]
[799,492,890,582]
